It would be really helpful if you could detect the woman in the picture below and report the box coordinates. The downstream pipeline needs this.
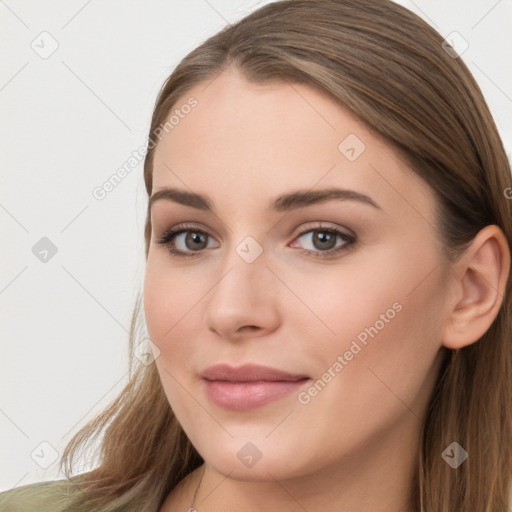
[1,0,511,510]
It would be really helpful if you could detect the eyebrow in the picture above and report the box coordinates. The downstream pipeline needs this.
[148,186,382,213]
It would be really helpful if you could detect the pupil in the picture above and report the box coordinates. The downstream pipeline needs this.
[314,231,335,250]
[187,232,206,250]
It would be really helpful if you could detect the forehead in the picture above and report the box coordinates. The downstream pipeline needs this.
[151,67,436,221]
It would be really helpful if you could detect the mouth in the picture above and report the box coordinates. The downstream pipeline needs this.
[200,363,312,411]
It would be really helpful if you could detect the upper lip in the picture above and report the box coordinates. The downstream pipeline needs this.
[200,364,310,382]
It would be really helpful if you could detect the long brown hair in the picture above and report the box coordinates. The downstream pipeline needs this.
[57,0,512,510]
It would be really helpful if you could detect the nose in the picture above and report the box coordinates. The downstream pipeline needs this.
[203,246,280,341]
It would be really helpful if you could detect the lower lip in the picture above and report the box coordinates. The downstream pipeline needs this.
[203,379,311,411]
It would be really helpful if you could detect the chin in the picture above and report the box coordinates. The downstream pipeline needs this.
[195,437,315,482]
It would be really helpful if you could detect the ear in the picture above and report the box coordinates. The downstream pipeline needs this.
[442,225,510,349]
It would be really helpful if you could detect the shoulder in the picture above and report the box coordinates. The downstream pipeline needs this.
[0,478,77,512]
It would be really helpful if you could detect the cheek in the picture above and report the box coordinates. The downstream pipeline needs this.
[274,248,410,354]
[294,246,445,399]
[299,259,445,443]
[143,264,203,412]
[143,256,203,347]
[308,240,445,362]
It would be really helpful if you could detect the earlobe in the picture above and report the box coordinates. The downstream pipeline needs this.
[442,225,510,350]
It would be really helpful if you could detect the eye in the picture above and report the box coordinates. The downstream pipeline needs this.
[155,224,219,257]
[290,225,355,259]
[155,223,356,259]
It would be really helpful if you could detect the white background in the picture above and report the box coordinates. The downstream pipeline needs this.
[1,0,511,491]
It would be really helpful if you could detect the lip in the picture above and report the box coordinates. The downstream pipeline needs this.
[200,364,311,411]
[201,363,309,382]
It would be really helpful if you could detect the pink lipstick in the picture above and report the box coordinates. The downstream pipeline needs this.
[200,363,311,411]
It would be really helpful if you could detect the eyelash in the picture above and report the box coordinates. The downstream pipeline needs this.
[155,222,356,260]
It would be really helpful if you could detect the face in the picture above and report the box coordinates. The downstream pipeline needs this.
[144,67,449,482]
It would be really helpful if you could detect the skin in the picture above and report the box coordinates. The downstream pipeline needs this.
[143,67,510,512]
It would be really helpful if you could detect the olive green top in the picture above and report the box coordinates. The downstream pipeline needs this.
[0,477,151,511]
[0,479,83,512]
[0,479,68,511]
